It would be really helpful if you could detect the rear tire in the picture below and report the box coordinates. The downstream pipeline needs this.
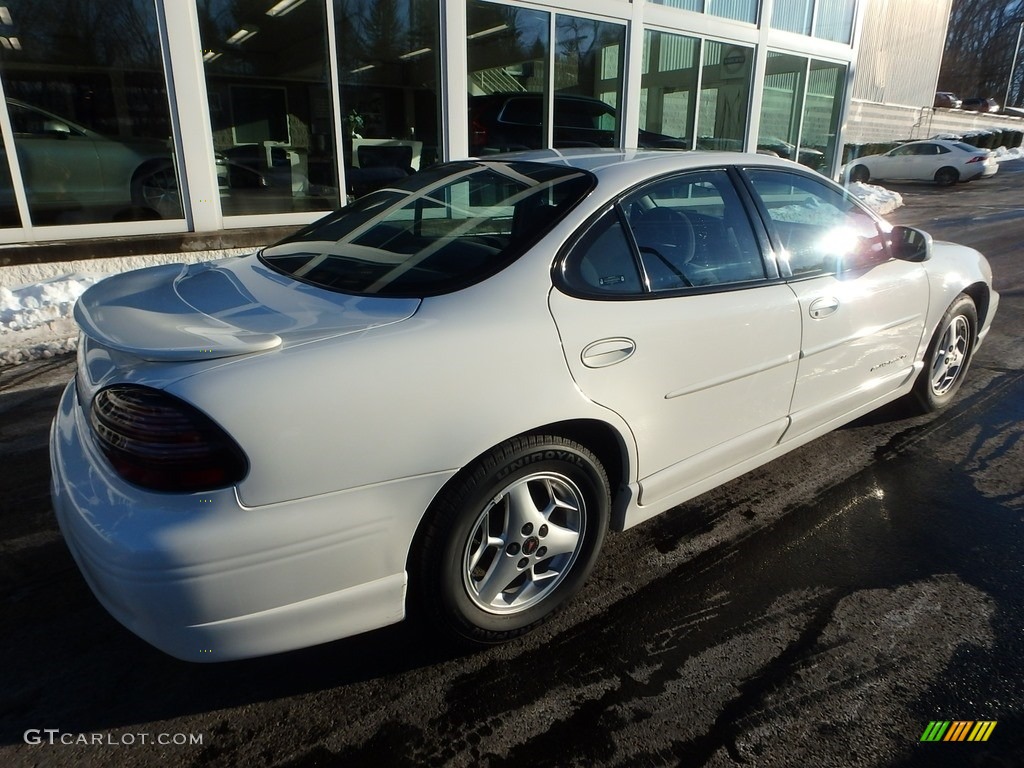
[934,167,959,186]
[412,435,610,646]
[912,294,977,412]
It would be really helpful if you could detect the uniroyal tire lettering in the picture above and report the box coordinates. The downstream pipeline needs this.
[496,450,582,479]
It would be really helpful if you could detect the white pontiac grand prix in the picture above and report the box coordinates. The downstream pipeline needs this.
[51,149,998,662]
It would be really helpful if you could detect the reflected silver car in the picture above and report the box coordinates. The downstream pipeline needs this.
[4,99,180,222]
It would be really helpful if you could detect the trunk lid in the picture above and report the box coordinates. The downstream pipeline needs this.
[74,255,420,362]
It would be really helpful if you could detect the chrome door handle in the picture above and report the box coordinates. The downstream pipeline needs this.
[808,296,840,319]
[581,338,636,368]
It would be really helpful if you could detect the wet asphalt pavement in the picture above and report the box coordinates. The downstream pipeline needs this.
[1,162,1023,767]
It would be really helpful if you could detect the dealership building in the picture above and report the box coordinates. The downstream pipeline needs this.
[0,0,1017,272]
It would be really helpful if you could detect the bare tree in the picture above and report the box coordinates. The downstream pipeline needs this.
[940,0,1024,106]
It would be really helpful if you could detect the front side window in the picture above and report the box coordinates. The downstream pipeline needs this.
[261,161,593,297]
[0,0,180,226]
[746,169,887,276]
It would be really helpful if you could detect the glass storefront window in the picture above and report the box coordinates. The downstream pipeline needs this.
[0,0,181,227]
[706,1,757,24]
[814,0,856,44]
[553,15,626,148]
[467,5,625,154]
[650,1,755,23]
[799,60,845,171]
[772,0,855,43]
[771,0,814,35]
[199,0,338,216]
[758,52,845,175]
[641,30,699,150]
[758,52,807,165]
[697,40,752,151]
[652,1,703,12]
[467,1,550,155]
[334,0,441,201]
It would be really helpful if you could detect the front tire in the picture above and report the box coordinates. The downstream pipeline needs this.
[850,165,870,183]
[912,294,977,412]
[413,435,610,645]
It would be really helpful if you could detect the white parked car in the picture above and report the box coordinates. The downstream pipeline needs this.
[51,150,999,661]
[847,139,998,186]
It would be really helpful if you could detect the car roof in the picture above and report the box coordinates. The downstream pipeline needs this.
[473,148,813,185]
[479,146,806,175]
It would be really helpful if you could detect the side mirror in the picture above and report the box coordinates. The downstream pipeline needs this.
[43,120,72,139]
[890,225,932,262]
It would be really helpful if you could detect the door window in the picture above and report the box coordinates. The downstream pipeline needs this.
[745,169,888,276]
[625,170,766,290]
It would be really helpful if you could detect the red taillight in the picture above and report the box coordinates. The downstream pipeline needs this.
[88,385,248,492]
[966,155,986,163]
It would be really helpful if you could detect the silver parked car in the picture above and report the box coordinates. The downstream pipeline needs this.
[846,139,998,186]
[52,149,998,661]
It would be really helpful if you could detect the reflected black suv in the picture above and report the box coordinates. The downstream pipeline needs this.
[469,92,687,155]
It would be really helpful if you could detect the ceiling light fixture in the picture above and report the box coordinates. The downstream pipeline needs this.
[266,0,307,17]
[399,47,431,60]
[468,24,508,40]
[226,26,259,45]
[0,7,12,25]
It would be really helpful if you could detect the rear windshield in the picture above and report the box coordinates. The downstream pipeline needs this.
[260,161,594,297]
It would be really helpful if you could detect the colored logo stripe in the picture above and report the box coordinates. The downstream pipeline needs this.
[921,721,950,741]
[920,721,997,742]
[968,721,997,742]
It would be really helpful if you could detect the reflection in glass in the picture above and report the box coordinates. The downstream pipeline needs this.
[771,0,814,35]
[706,0,757,23]
[758,52,808,165]
[553,15,625,148]
[0,0,181,226]
[199,0,338,215]
[814,0,856,43]
[334,0,441,201]
[759,53,845,175]
[697,41,752,151]
[799,60,845,174]
[467,1,550,155]
[641,30,699,150]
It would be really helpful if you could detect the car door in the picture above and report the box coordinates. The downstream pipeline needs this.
[8,102,103,212]
[549,169,801,507]
[743,168,929,441]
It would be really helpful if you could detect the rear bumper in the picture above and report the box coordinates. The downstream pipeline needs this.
[50,380,452,662]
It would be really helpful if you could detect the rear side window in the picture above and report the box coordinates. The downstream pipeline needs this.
[746,169,887,275]
[261,161,593,297]
[561,169,768,296]
[625,170,766,290]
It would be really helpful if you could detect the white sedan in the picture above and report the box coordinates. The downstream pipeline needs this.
[51,150,998,662]
[847,139,998,186]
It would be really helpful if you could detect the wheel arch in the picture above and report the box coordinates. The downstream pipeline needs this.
[962,281,991,336]
[406,417,632,574]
